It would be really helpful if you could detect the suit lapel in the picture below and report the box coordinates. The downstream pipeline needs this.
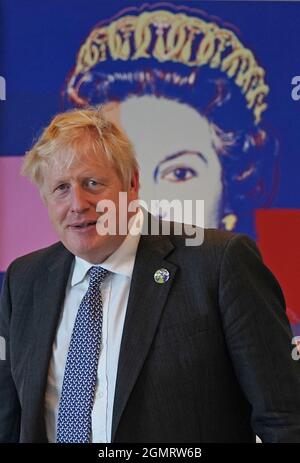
[111,233,177,441]
[23,245,73,441]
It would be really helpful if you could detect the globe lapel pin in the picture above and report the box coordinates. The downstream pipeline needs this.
[154,268,170,284]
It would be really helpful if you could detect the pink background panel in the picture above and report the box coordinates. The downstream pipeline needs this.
[0,157,57,271]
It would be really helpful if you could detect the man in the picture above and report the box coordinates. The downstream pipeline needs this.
[0,107,299,443]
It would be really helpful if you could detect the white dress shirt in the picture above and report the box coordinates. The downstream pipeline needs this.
[44,211,142,443]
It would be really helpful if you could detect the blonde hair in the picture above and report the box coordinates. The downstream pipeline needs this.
[21,106,139,190]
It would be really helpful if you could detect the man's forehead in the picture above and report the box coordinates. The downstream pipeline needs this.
[49,144,109,172]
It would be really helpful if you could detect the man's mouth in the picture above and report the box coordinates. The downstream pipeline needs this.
[69,220,97,229]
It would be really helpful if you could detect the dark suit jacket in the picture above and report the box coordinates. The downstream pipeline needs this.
[1,226,300,443]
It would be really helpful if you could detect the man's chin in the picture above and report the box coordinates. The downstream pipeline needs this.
[61,236,121,263]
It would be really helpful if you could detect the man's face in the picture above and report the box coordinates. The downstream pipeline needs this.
[42,140,139,263]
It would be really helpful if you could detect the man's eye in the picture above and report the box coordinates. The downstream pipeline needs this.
[55,184,69,192]
[87,180,99,187]
[160,166,198,183]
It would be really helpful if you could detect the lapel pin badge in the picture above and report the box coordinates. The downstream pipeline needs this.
[154,268,170,284]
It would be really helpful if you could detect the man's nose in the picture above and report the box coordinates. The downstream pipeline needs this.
[70,185,90,213]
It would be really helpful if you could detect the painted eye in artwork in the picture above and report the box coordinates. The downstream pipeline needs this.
[160,165,198,183]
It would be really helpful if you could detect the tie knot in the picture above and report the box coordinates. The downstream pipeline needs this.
[89,266,109,286]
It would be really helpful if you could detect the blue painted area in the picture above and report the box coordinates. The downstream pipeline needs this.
[292,324,300,337]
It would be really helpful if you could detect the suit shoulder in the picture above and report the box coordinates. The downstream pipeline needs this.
[203,228,257,251]
[170,227,257,264]
[7,242,68,277]
[172,227,236,251]
[203,228,235,246]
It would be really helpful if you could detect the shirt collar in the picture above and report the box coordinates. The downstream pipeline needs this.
[71,208,143,286]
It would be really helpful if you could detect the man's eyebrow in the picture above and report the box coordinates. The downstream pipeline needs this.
[153,150,207,182]
[51,178,68,187]
[52,173,104,183]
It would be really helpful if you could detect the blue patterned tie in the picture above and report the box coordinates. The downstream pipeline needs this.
[56,266,109,443]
